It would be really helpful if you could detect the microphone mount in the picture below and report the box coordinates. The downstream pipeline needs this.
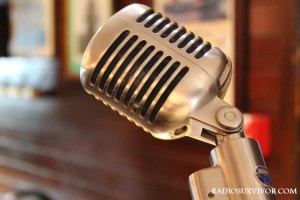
[188,96,244,146]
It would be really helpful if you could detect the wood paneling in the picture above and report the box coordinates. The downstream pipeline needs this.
[235,0,249,112]
[296,0,300,196]
[248,1,298,199]
[54,0,67,84]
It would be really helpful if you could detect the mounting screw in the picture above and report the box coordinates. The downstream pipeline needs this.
[216,106,243,130]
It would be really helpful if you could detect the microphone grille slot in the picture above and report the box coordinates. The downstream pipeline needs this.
[106,41,146,96]
[169,27,187,43]
[123,46,156,106]
[136,9,155,23]
[161,23,179,38]
[99,35,139,90]
[90,30,130,85]
[149,66,189,123]
[153,18,171,33]
[136,9,212,59]
[178,33,195,48]
[124,50,164,108]
[115,43,153,101]
[89,30,189,125]
[139,56,174,117]
[186,37,203,54]
[144,13,163,28]
[195,43,212,59]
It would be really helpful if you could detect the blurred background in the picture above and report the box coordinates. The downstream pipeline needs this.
[0,0,299,199]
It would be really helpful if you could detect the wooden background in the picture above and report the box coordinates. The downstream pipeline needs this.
[247,0,298,196]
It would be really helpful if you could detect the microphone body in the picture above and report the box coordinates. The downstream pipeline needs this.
[81,4,275,200]
[80,4,235,142]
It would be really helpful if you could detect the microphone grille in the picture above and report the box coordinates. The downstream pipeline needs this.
[136,9,212,59]
[81,4,232,137]
[89,29,189,124]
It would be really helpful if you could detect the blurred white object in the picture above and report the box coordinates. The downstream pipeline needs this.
[0,57,58,93]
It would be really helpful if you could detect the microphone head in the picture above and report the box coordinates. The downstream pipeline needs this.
[81,4,232,140]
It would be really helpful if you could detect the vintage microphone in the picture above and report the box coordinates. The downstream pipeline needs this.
[80,4,275,200]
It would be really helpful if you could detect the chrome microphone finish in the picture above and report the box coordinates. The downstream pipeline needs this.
[81,4,239,143]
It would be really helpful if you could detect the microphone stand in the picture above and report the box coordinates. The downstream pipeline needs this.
[189,133,275,200]
[187,98,275,200]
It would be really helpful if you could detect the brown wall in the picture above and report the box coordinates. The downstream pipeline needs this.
[297,0,300,195]
[247,0,298,199]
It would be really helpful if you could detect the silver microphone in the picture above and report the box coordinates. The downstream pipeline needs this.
[81,4,275,200]
[80,4,242,145]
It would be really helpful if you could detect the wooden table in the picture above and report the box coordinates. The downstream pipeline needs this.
[0,83,212,200]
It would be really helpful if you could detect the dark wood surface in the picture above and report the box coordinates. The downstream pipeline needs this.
[0,83,212,200]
